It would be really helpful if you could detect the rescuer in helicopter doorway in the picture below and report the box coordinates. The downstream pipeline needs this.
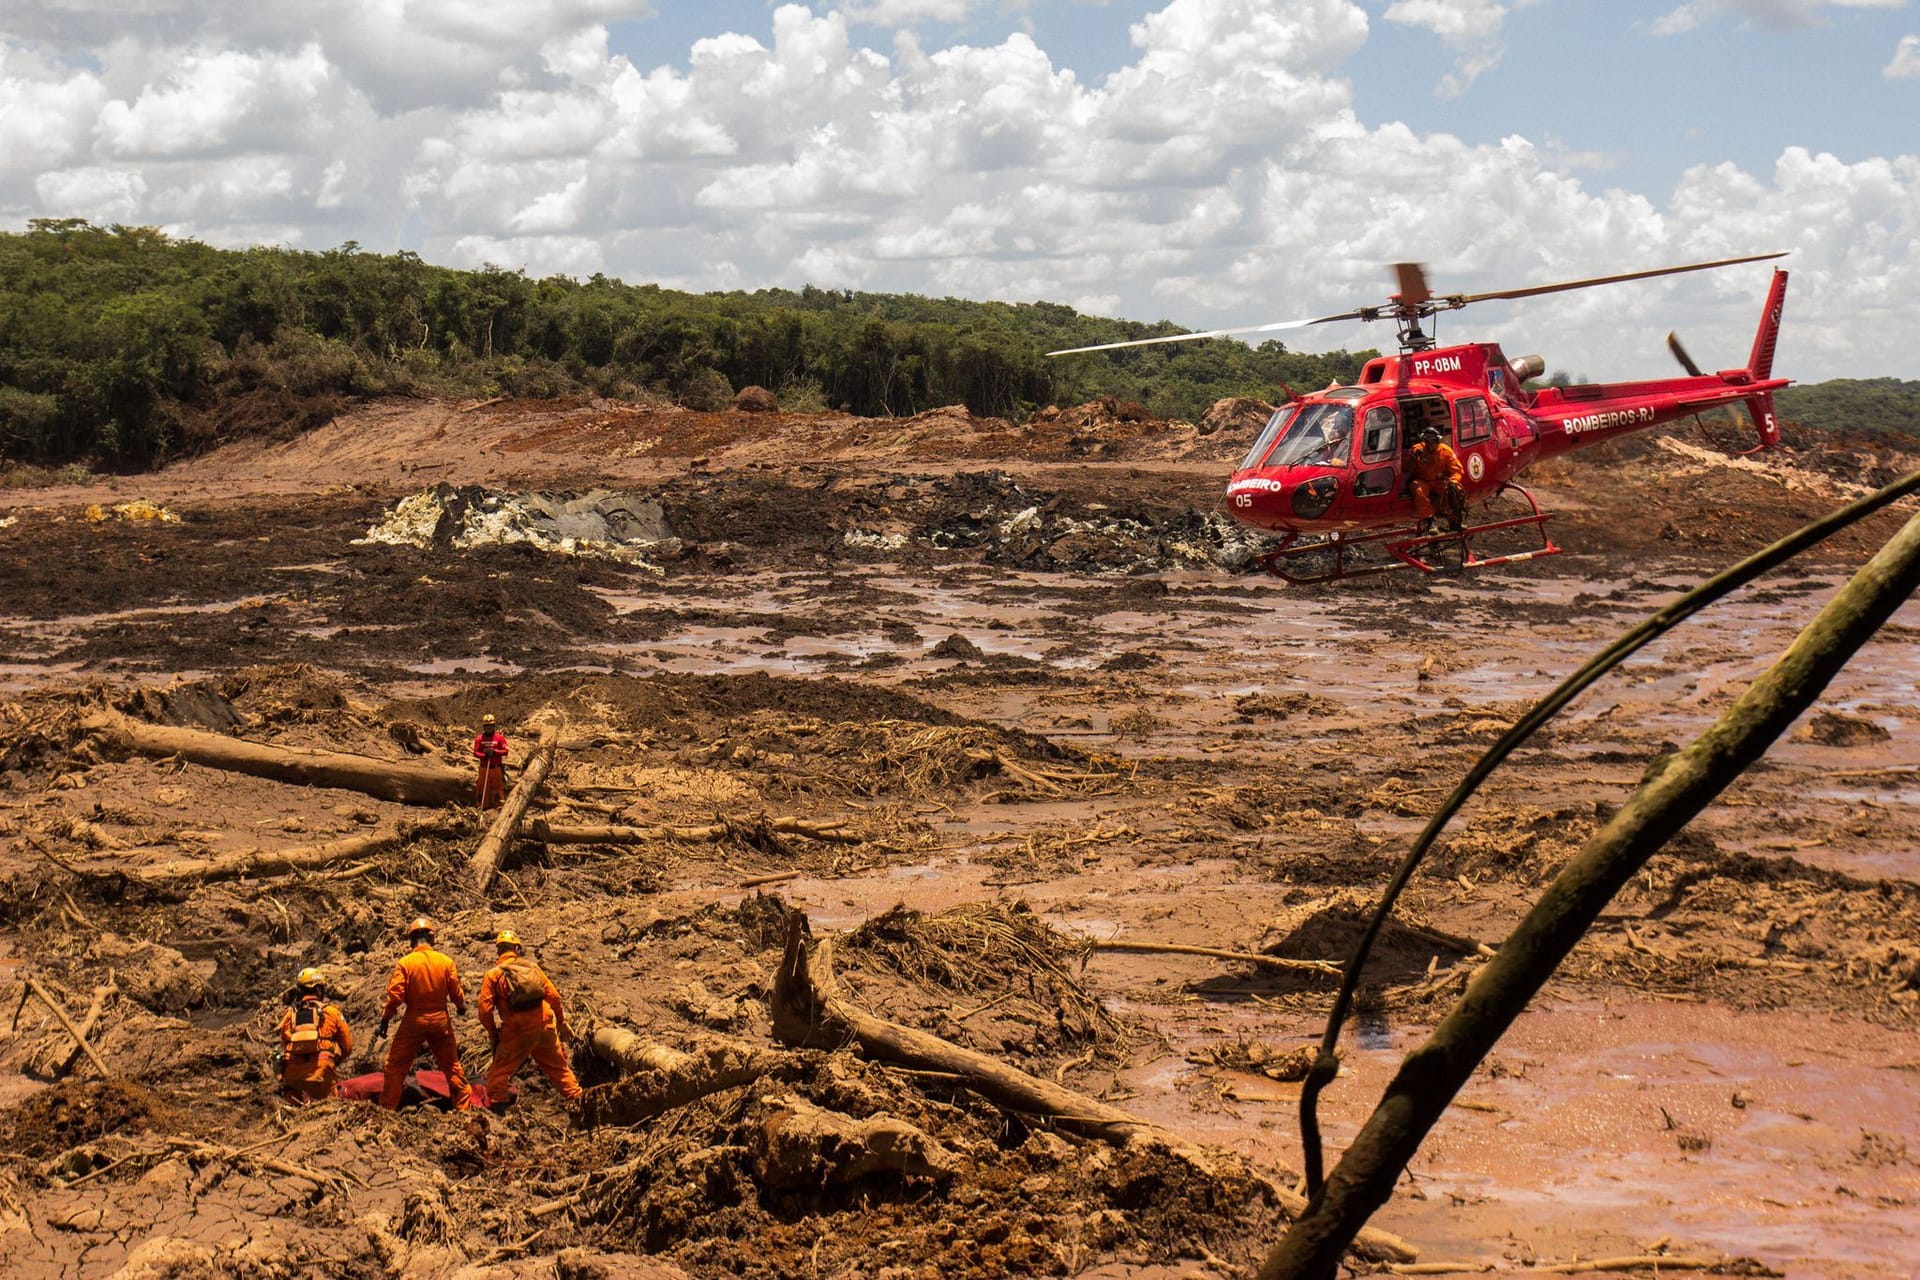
[1409,426,1466,534]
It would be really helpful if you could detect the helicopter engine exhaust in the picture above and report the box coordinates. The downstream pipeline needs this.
[1508,354,1545,382]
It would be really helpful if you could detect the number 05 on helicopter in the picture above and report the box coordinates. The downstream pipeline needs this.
[1048,254,1789,583]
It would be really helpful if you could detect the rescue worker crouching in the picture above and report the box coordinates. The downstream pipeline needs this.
[1409,426,1466,534]
[377,916,474,1111]
[473,714,509,811]
[479,929,583,1111]
[277,968,352,1103]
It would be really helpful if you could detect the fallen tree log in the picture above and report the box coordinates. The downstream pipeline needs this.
[1088,940,1340,975]
[1521,1259,1723,1276]
[528,816,858,845]
[81,712,470,806]
[768,910,1414,1264]
[126,825,436,889]
[472,721,560,893]
[577,1026,800,1128]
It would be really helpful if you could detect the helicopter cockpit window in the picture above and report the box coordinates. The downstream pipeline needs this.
[1239,404,1300,470]
[1266,402,1354,468]
[1456,396,1494,445]
[1360,406,1397,462]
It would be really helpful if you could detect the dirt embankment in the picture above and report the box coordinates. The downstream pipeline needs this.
[2,396,1918,1278]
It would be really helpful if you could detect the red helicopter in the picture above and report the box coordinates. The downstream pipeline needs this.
[1048,253,1790,583]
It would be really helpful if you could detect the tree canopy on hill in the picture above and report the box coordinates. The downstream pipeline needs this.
[0,221,1370,468]
[5,221,1914,470]
[1776,379,1920,446]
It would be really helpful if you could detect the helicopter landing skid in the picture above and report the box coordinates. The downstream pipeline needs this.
[1254,486,1560,584]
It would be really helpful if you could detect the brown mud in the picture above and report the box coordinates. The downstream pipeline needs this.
[2,397,1919,1278]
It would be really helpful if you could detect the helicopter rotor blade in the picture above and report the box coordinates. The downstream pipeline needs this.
[1044,309,1368,357]
[1453,251,1787,308]
[1666,330,1706,377]
[1391,262,1431,308]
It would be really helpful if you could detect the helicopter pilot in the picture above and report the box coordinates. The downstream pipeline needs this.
[1409,426,1465,534]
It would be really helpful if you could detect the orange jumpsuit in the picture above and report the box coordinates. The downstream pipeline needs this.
[473,730,509,810]
[1409,440,1466,526]
[277,999,352,1103]
[379,943,473,1110]
[479,958,582,1106]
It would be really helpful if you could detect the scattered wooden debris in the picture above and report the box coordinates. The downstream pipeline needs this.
[769,909,1415,1264]
[25,978,112,1081]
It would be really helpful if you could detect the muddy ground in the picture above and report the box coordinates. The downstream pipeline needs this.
[2,395,1919,1279]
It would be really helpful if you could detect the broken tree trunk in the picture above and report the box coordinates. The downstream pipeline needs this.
[770,910,1414,1264]
[53,983,116,1078]
[751,1093,957,1188]
[471,722,561,893]
[577,1026,802,1128]
[128,824,440,888]
[1261,503,1920,1280]
[82,712,470,807]
[528,816,858,845]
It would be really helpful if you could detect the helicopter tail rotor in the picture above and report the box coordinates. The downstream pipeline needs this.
[1666,331,1706,377]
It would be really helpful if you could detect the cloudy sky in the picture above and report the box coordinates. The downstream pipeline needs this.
[3,0,1918,382]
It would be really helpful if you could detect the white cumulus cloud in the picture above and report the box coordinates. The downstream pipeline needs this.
[1382,0,1517,96]
[1887,32,1920,77]
[0,0,1916,379]
[1654,0,1906,36]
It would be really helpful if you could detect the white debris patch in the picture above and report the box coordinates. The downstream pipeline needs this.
[844,529,909,552]
[358,485,682,568]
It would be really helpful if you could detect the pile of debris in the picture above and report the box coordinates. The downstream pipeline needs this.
[358,484,681,567]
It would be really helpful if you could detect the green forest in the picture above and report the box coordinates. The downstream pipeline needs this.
[2,220,1916,470]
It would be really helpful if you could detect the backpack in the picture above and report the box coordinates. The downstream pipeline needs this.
[499,958,549,1011]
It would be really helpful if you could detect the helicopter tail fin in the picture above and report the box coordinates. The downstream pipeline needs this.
[1739,268,1788,449]
[1745,390,1781,449]
[1746,268,1788,381]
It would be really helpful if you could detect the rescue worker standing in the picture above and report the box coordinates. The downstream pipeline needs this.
[1409,425,1466,533]
[473,714,509,810]
[377,917,474,1111]
[276,968,352,1103]
[479,929,583,1110]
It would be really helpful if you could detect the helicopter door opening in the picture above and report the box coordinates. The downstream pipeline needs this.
[1353,405,1398,498]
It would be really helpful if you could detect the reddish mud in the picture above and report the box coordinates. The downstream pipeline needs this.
[1,397,1917,1278]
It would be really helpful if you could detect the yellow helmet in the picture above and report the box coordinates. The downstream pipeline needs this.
[494,929,521,949]
[296,967,324,988]
[407,916,435,939]
[482,713,497,725]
